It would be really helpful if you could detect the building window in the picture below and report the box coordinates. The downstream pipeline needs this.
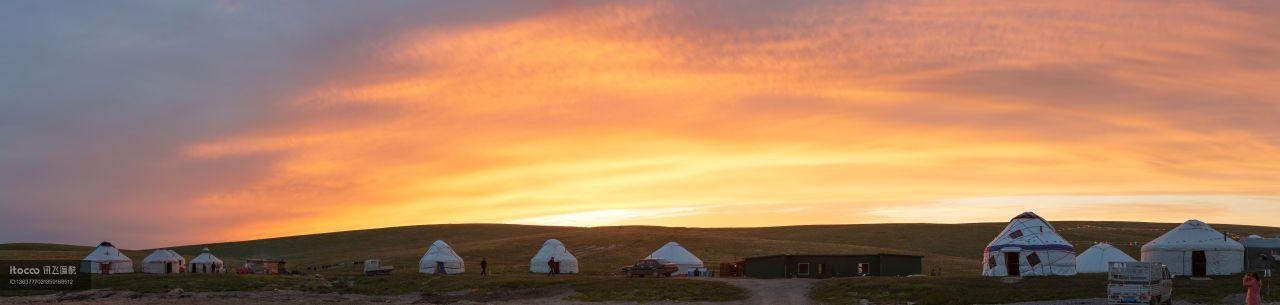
[1026,252,1041,266]
[858,263,869,275]
[1008,230,1024,239]
[797,263,810,275]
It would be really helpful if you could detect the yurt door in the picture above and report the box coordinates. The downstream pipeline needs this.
[166,263,173,273]
[1004,252,1021,276]
[1191,251,1207,277]
[100,263,111,275]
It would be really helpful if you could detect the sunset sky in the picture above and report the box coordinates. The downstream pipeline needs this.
[2,1,1279,248]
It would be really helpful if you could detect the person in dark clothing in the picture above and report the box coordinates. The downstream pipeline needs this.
[480,257,488,276]
[547,257,556,276]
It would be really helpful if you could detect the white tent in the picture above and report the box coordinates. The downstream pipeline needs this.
[419,240,465,275]
[141,249,184,274]
[82,241,134,274]
[1141,219,1244,277]
[530,239,579,274]
[646,242,703,274]
[981,212,1077,276]
[167,250,187,272]
[1076,243,1137,273]
[189,247,226,274]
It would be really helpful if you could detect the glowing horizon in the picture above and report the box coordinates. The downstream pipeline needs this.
[2,1,1279,248]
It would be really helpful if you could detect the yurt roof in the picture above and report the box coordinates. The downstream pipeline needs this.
[533,239,577,261]
[84,241,132,262]
[1141,220,1243,252]
[1242,236,1280,248]
[191,247,223,263]
[985,212,1073,252]
[1011,212,1055,230]
[646,242,703,265]
[1076,243,1136,266]
[421,240,463,262]
[142,249,183,262]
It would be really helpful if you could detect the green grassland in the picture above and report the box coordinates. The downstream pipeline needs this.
[73,272,743,303]
[3,221,1278,303]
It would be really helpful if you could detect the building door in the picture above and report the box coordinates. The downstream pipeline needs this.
[1191,251,1207,277]
[100,263,111,275]
[166,262,173,273]
[1004,252,1021,276]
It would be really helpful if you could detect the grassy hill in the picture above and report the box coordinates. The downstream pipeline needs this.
[5,221,1278,276]
[4,221,1279,304]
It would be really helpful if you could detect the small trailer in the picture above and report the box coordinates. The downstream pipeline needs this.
[1107,261,1172,305]
[363,259,394,276]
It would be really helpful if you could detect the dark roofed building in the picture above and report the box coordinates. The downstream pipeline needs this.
[1242,236,1280,274]
[245,259,288,275]
[743,254,922,279]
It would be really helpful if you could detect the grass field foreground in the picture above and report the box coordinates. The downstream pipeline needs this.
[33,272,745,303]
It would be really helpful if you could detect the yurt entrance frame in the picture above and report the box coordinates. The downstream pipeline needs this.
[101,263,111,275]
[1191,251,1207,277]
[1004,252,1020,276]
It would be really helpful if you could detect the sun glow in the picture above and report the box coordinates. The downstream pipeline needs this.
[6,1,1278,247]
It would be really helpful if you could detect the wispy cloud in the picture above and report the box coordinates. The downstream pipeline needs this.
[506,207,710,227]
[2,1,1279,247]
[869,195,1280,224]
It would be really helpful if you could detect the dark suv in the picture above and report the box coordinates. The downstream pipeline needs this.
[621,259,679,277]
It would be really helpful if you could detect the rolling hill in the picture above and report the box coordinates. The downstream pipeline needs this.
[4,221,1278,276]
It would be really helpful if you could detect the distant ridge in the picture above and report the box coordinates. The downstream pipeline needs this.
[3,221,1278,275]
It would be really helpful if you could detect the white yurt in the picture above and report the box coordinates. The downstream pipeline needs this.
[189,247,226,274]
[1075,243,1137,273]
[530,239,579,274]
[82,241,134,274]
[419,240,465,275]
[167,250,187,272]
[981,212,1077,276]
[1141,219,1244,277]
[141,249,184,274]
[646,242,704,274]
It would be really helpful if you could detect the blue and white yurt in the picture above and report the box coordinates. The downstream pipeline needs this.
[982,212,1078,276]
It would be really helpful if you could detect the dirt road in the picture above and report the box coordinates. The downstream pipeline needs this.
[701,277,817,305]
[0,277,819,305]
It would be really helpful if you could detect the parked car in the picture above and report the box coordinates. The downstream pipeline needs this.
[1107,261,1172,305]
[621,259,679,277]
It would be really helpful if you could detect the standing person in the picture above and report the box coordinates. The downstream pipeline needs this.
[480,257,488,276]
[547,257,556,276]
[1245,271,1263,305]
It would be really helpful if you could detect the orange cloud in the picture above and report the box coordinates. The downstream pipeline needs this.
[179,1,1280,242]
